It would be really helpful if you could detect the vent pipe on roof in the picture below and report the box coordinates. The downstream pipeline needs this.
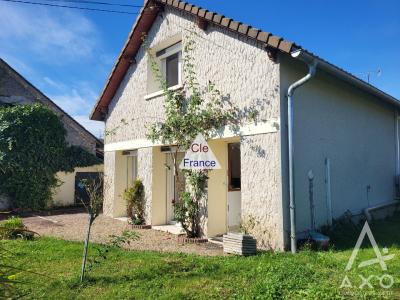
[287,50,317,254]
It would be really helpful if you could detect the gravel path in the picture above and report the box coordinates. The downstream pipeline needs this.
[21,208,223,256]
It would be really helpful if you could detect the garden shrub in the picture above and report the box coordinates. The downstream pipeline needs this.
[124,179,145,225]
[0,216,32,239]
[0,103,100,210]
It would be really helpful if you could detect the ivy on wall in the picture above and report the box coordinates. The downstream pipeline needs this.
[0,103,100,210]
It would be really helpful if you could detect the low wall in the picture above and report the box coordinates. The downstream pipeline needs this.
[53,164,103,207]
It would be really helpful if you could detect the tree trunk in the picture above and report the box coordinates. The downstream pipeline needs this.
[80,213,94,282]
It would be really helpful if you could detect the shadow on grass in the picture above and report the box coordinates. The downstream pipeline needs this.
[322,211,400,251]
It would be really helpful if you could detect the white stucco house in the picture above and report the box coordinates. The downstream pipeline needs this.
[90,0,400,250]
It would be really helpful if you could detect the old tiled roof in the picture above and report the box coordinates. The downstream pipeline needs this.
[90,0,399,120]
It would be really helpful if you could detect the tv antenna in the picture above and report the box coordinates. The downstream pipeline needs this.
[364,69,382,84]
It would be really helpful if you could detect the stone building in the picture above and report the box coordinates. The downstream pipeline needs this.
[0,58,102,156]
[0,58,103,209]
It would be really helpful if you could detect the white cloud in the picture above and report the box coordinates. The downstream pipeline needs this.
[49,86,97,116]
[73,115,104,138]
[0,2,99,62]
[0,2,108,138]
[43,77,65,89]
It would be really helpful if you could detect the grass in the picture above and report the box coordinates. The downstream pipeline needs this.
[2,213,400,299]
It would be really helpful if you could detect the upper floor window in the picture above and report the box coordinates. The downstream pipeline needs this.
[156,42,182,88]
[147,41,182,96]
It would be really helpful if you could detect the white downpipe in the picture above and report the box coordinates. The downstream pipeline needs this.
[287,50,317,254]
[325,158,333,226]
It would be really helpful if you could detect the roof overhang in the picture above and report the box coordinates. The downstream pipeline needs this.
[90,0,161,120]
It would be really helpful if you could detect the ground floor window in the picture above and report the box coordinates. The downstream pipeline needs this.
[123,150,138,188]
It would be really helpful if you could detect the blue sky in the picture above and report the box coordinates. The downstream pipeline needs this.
[0,0,399,137]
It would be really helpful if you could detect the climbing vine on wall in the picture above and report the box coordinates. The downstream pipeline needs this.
[146,32,240,237]
[0,103,100,210]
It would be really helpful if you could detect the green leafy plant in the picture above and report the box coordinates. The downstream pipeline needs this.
[87,230,140,273]
[0,103,100,210]
[146,33,238,238]
[240,215,259,235]
[124,179,145,224]
[0,216,36,240]
[2,216,23,229]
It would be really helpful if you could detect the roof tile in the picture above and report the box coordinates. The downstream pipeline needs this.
[178,1,186,9]
[268,35,282,48]
[221,17,232,27]
[198,8,207,18]
[172,0,180,7]
[247,28,260,39]
[191,6,199,14]
[184,3,192,11]
[278,40,293,53]
[256,31,270,43]
[238,24,249,35]
[229,21,240,31]
[212,14,224,23]
[205,11,214,21]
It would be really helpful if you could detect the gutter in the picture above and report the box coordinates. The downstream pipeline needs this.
[287,49,317,254]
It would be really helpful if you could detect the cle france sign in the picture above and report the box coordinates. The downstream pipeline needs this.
[179,134,221,170]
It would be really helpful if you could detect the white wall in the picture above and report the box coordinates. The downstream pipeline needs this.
[52,165,103,207]
[280,56,397,236]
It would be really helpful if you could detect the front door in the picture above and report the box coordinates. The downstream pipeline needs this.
[166,152,185,224]
[227,143,241,231]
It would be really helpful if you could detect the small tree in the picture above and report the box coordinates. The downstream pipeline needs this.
[123,179,145,225]
[79,174,103,282]
[146,34,238,238]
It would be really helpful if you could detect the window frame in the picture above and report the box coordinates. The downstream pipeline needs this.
[123,150,138,188]
[156,42,182,89]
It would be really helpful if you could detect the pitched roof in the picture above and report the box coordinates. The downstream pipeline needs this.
[90,0,399,120]
[0,58,103,146]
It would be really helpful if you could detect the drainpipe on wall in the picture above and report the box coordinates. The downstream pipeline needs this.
[287,50,317,253]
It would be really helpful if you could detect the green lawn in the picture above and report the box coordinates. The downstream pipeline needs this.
[3,214,400,299]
